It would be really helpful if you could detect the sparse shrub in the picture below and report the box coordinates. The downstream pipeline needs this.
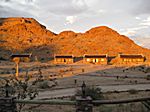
[145,89,150,91]
[41,58,45,61]
[98,105,113,112]
[0,71,10,74]
[128,89,138,94]
[144,67,150,73]
[76,86,103,100]
[3,74,39,112]
[0,71,5,74]
[68,67,73,71]
[37,81,49,89]
[59,69,65,73]
[146,75,150,80]
[0,57,6,60]
[25,20,31,23]
[113,90,120,93]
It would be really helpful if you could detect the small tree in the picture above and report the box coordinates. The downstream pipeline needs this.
[0,68,59,111]
[6,71,38,112]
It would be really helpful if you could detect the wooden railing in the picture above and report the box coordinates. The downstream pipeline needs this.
[13,96,150,112]
[15,96,150,105]
[15,99,76,105]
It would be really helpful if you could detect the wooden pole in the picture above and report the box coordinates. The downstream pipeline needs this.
[92,97,150,105]
[13,57,20,77]
[15,99,75,105]
[16,62,19,77]
[14,96,150,105]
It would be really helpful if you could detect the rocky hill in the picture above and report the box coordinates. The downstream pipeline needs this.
[0,17,150,61]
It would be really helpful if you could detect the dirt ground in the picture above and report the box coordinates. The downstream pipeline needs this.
[0,61,150,83]
[1,61,150,93]
[1,61,150,112]
[22,91,150,112]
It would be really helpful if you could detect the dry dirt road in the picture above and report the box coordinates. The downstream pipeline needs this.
[36,83,150,99]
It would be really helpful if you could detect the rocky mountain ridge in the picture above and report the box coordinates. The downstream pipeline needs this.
[0,17,150,61]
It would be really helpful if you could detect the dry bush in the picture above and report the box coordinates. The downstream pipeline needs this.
[75,86,103,100]
[37,81,49,89]
[146,75,150,80]
[128,89,138,94]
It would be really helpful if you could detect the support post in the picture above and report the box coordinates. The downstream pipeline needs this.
[16,63,19,77]
[76,96,93,112]
[12,57,20,77]
[0,97,17,112]
[5,82,9,97]
[76,82,93,112]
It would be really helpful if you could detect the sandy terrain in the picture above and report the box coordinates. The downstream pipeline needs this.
[22,90,150,112]
[1,61,150,111]
[0,61,150,96]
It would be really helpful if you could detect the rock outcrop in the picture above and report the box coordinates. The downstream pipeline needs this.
[0,17,150,61]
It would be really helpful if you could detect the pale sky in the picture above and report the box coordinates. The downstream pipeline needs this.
[0,0,150,48]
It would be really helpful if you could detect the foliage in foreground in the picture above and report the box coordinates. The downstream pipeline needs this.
[75,86,103,100]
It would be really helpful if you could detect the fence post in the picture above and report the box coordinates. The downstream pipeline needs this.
[76,96,93,112]
[76,82,93,112]
[0,97,17,112]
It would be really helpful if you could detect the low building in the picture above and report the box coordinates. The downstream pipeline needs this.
[117,54,145,64]
[10,54,32,62]
[83,54,108,64]
[54,55,74,64]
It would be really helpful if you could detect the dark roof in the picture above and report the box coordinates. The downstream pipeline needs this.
[11,54,32,58]
[55,55,73,58]
[84,54,107,58]
[120,54,144,58]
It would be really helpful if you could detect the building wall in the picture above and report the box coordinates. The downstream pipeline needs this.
[55,58,74,64]
[12,57,30,62]
[84,58,107,64]
[118,58,144,64]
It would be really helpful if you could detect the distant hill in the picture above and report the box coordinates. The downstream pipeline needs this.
[0,17,150,61]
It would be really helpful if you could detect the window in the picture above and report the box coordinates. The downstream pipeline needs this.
[101,58,104,62]
[64,59,66,62]
[69,59,72,62]
[93,59,96,63]
[129,59,132,62]
[133,59,136,62]
[96,59,99,62]
[87,58,90,62]
[123,59,126,62]
[137,59,141,62]
[57,59,61,62]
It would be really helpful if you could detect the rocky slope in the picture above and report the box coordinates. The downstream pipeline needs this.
[0,17,150,61]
